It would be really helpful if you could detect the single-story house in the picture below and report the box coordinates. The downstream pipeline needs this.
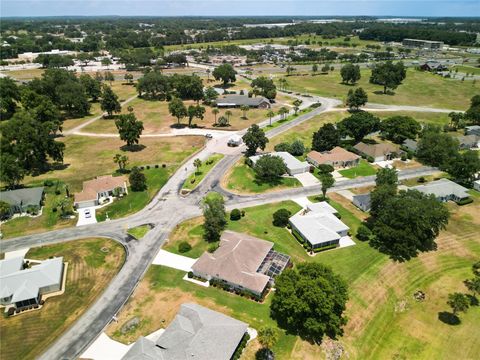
[122,303,248,360]
[289,202,350,250]
[354,142,401,162]
[420,60,448,72]
[191,231,290,297]
[227,134,243,147]
[74,175,128,208]
[465,125,480,136]
[474,180,480,192]
[402,139,418,153]
[456,135,480,149]
[0,187,45,216]
[214,94,271,109]
[410,178,470,203]
[352,193,371,212]
[249,152,310,175]
[307,147,360,169]
[0,256,64,310]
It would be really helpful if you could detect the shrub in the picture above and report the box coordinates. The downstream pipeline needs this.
[289,140,305,156]
[55,190,61,195]
[178,241,192,253]
[162,164,166,168]
[273,208,291,227]
[146,165,150,169]
[317,164,334,173]
[208,242,219,253]
[274,142,291,152]
[401,154,407,161]
[43,180,54,187]
[241,210,245,217]
[456,197,473,206]
[155,164,159,168]
[366,156,374,163]
[230,209,241,221]
[357,224,372,241]
[52,207,57,213]
[418,176,426,183]
[188,271,194,278]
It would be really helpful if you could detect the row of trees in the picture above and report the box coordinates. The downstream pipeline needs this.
[446,261,480,322]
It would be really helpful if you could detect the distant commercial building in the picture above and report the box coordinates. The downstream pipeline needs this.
[402,38,444,50]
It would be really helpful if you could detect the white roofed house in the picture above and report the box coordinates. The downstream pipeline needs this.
[0,256,65,313]
[289,202,350,251]
[249,152,310,175]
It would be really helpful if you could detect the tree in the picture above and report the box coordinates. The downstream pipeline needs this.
[0,77,20,120]
[168,97,187,125]
[380,115,421,144]
[448,112,464,131]
[312,123,341,152]
[376,167,398,187]
[465,94,480,125]
[124,73,134,84]
[267,110,275,126]
[104,71,115,83]
[357,224,373,241]
[212,63,236,88]
[243,124,269,156]
[346,87,368,111]
[371,190,449,261]
[321,63,330,73]
[113,154,128,172]
[0,153,26,188]
[473,261,480,277]
[129,166,147,191]
[464,277,480,297]
[79,74,102,101]
[240,105,250,119]
[369,167,398,218]
[101,85,121,117]
[286,65,296,76]
[370,61,406,94]
[115,113,144,147]
[137,71,171,100]
[278,106,289,120]
[202,192,227,242]
[340,63,361,84]
[57,81,91,116]
[225,110,233,124]
[258,326,279,350]
[193,158,202,175]
[289,140,305,156]
[416,127,459,169]
[271,262,348,342]
[447,150,480,186]
[337,112,380,142]
[187,104,205,127]
[101,57,112,68]
[251,76,277,100]
[217,115,228,127]
[292,99,302,115]
[254,155,287,182]
[204,86,218,105]
[212,108,220,125]
[319,172,335,199]
[447,292,470,316]
[312,63,319,75]
[0,201,11,220]
[273,208,291,227]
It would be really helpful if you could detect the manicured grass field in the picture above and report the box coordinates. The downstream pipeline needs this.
[0,238,125,360]
[452,64,480,76]
[222,159,301,194]
[181,154,224,191]
[277,68,478,110]
[0,180,76,239]
[338,159,377,179]
[96,168,171,221]
[127,225,151,239]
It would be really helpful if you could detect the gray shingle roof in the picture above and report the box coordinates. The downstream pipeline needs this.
[122,303,248,360]
[410,178,469,200]
[215,94,270,107]
[0,187,44,207]
[250,152,309,174]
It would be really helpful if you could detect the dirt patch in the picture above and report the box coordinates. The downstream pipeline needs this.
[290,338,324,360]
[329,192,368,221]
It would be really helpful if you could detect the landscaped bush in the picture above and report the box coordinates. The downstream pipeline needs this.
[231,332,251,360]
[146,165,150,169]
[401,154,407,161]
[155,164,159,168]
[188,271,194,278]
[230,208,241,221]
[366,156,374,163]
[456,197,473,206]
[357,224,372,241]
[317,164,334,173]
[162,164,166,168]
[178,241,192,253]
[418,177,426,183]
[208,242,219,253]
[274,142,291,152]
[272,208,291,227]
[289,140,305,156]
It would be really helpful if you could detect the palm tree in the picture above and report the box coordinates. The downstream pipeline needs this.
[240,105,249,119]
[266,110,275,126]
[292,99,302,115]
[193,158,202,176]
[212,108,220,125]
[278,106,289,120]
[206,68,211,82]
[252,88,260,97]
[225,110,232,125]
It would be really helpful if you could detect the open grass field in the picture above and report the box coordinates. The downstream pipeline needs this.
[452,64,480,76]
[181,153,224,191]
[0,237,125,360]
[25,135,204,191]
[111,192,480,359]
[276,68,478,110]
[338,159,377,179]
[222,159,301,194]
[1,68,45,80]
[0,180,76,239]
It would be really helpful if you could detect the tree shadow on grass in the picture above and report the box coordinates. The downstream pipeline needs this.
[120,144,146,152]
[438,311,461,325]
[253,176,283,187]
[373,90,396,96]
[466,294,479,306]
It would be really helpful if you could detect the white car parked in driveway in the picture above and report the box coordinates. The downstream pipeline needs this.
[84,209,91,218]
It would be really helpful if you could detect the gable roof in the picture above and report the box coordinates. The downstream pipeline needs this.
[307,147,360,164]
[74,175,127,203]
[192,231,273,294]
[456,134,479,147]
[354,142,400,158]
[402,139,418,152]
[352,193,371,211]
[250,152,309,172]
[410,178,469,200]
[122,303,248,360]
[215,94,270,107]
[0,187,44,208]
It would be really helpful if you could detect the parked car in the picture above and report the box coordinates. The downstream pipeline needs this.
[205,133,213,139]
[84,209,91,218]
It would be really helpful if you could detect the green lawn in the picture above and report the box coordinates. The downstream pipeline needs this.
[181,154,224,191]
[338,159,377,179]
[96,168,171,221]
[0,238,125,360]
[452,64,480,76]
[1,180,76,239]
[127,225,151,239]
[278,68,478,110]
[223,160,301,194]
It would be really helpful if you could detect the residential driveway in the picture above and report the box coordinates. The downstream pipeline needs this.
[332,170,347,180]
[152,249,197,272]
[292,196,312,208]
[293,172,320,187]
[76,207,97,227]
[4,247,30,259]
[80,333,131,360]
[375,160,394,168]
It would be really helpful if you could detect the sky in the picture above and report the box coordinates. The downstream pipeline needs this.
[1,0,479,18]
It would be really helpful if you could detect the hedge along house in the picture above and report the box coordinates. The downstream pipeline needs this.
[289,202,350,251]
[0,187,45,217]
[307,146,360,169]
[214,94,271,109]
[249,152,310,176]
[191,231,290,299]
[122,303,249,360]
[0,256,64,312]
[74,175,128,208]
[410,178,470,203]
